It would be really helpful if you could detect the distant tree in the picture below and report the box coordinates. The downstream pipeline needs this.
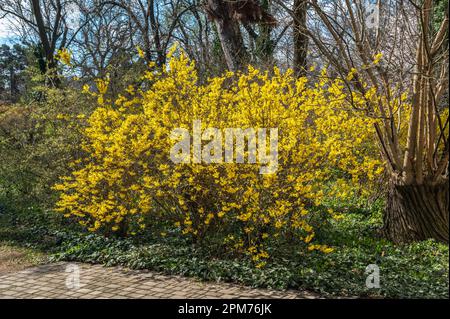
[0,44,27,101]
[102,0,194,67]
[292,0,307,76]
[0,0,87,86]
[271,0,310,75]
[204,0,276,71]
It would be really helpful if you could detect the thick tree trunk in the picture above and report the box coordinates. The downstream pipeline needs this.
[383,181,449,244]
[205,0,250,71]
[214,20,248,71]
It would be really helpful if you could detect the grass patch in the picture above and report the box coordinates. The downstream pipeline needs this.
[0,243,48,274]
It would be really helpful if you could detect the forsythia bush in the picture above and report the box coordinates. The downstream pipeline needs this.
[54,47,384,265]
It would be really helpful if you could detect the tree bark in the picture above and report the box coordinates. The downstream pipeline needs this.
[205,0,249,71]
[293,0,308,77]
[383,181,449,244]
[149,0,166,67]
[31,0,61,86]
[255,0,275,67]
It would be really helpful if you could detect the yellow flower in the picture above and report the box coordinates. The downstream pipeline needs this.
[57,48,72,66]
[82,84,91,94]
[304,233,315,243]
[137,46,145,58]
[373,53,383,65]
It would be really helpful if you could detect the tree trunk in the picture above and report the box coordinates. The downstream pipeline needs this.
[293,0,308,77]
[255,0,275,68]
[9,65,16,101]
[206,0,249,71]
[383,181,449,244]
[31,0,60,87]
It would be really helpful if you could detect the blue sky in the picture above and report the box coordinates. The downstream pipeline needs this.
[0,18,17,45]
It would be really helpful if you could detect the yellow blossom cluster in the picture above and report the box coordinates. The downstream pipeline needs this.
[56,48,72,66]
[54,46,384,261]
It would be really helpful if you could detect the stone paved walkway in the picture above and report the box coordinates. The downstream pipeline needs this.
[0,262,319,299]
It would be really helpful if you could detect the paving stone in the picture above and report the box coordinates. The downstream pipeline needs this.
[0,262,319,299]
